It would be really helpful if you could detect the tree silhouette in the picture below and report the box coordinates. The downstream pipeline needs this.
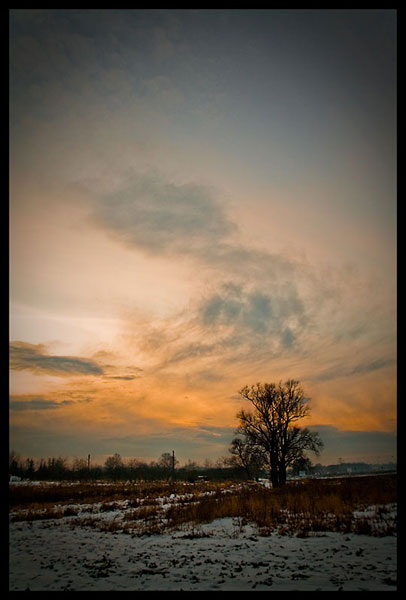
[227,437,265,480]
[235,380,323,486]
[104,453,124,481]
[158,452,178,480]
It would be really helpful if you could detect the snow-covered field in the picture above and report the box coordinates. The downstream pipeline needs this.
[9,511,397,591]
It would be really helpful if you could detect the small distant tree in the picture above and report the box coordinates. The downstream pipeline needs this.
[104,453,124,481]
[236,380,323,487]
[291,456,313,476]
[24,457,35,479]
[9,451,22,478]
[126,458,140,482]
[179,459,200,482]
[46,457,69,480]
[183,459,199,471]
[158,452,179,480]
[36,459,47,480]
[227,437,265,480]
[72,457,89,481]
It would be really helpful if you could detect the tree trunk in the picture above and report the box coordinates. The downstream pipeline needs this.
[278,461,287,486]
[270,458,279,487]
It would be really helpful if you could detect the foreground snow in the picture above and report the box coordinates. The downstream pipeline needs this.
[9,516,396,591]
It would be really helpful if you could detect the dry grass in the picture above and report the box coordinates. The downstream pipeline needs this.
[9,474,396,537]
[165,475,396,536]
[9,480,216,510]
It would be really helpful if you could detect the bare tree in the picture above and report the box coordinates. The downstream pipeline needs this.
[236,380,323,486]
[104,453,124,481]
[228,437,265,480]
[72,457,89,481]
[127,458,143,482]
[158,452,179,480]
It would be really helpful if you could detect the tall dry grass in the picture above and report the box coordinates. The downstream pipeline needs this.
[9,474,396,536]
[165,475,396,535]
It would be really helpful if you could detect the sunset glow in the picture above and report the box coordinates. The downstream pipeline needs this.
[10,9,396,466]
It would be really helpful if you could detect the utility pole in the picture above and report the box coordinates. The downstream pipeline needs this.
[172,450,175,475]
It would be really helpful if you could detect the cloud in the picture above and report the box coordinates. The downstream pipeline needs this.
[314,356,396,382]
[10,395,74,411]
[130,280,310,386]
[10,342,104,376]
[280,327,295,348]
[197,282,306,348]
[90,171,236,257]
[200,291,242,326]
[87,170,310,298]
[103,376,139,381]
[166,341,217,365]
[241,292,273,333]
[309,424,397,464]
[102,424,236,462]
[101,170,394,404]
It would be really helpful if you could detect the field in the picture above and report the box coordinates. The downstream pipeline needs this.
[9,474,397,591]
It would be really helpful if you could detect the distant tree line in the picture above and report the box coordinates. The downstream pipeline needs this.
[8,451,249,483]
[9,450,394,483]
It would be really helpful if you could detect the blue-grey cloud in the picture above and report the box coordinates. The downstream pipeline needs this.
[10,396,74,411]
[103,375,139,381]
[166,342,217,365]
[108,169,393,384]
[86,168,307,298]
[314,356,396,382]
[10,342,104,376]
[201,293,242,326]
[90,172,236,257]
[197,282,306,346]
[188,370,226,384]
[103,425,236,462]
[150,282,307,374]
[241,292,273,333]
[309,424,397,464]
[280,327,295,349]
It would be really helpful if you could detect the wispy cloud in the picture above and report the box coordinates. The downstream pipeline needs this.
[314,356,396,382]
[155,283,306,370]
[10,342,104,376]
[87,170,318,365]
[82,167,396,443]
[198,282,306,339]
[103,375,140,381]
[10,395,74,411]
[90,171,236,257]
[87,170,307,294]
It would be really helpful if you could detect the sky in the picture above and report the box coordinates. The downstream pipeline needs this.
[9,9,397,467]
